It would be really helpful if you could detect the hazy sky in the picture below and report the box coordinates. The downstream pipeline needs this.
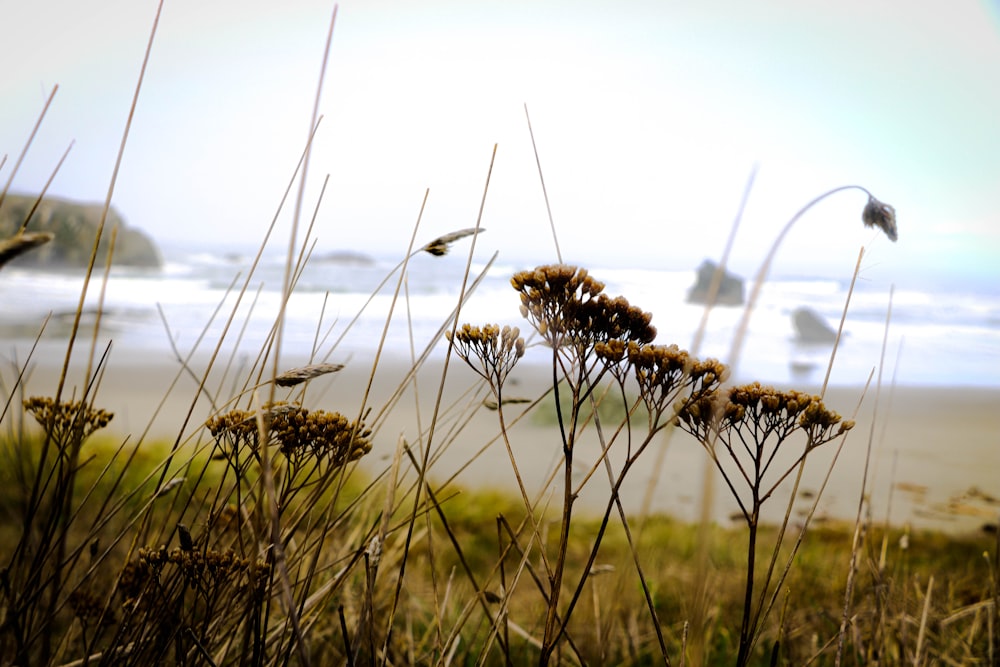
[2,0,999,286]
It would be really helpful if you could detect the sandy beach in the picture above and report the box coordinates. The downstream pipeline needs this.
[8,341,999,535]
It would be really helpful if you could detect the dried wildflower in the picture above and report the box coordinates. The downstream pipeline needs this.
[269,406,373,467]
[209,503,244,535]
[593,338,630,382]
[862,195,898,242]
[206,403,373,468]
[23,396,113,442]
[68,588,114,626]
[677,383,850,470]
[626,344,726,423]
[569,294,656,346]
[628,343,693,411]
[512,265,603,343]
[206,408,259,452]
[126,546,268,595]
[721,383,848,445]
[447,323,525,388]
[676,382,851,527]
[512,264,654,361]
[798,396,854,443]
[117,560,151,602]
[594,339,627,365]
[674,392,717,438]
[274,362,344,387]
[422,227,484,256]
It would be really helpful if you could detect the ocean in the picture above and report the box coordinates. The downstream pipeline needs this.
[1,242,998,389]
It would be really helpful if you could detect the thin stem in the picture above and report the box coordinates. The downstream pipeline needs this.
[496,390,553,580]
[384,145,495,661]
[685,166,756,665]
[736,512,759,667]
[16,140,74,236]
[524,104,562,263]
[751,246,865,640]
[835,284,895,665]
[0,85,58,209]
[727,184,872,378]
[540,355,589,665]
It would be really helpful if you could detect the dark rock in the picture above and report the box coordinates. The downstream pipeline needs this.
[792,307,838,344]
[789,359,820,381]
[686,259,744,306]
[0,193,162,270]
[314,250,376,266]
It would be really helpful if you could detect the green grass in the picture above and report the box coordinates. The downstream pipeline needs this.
[1,432,992,665]
[2,6,995,664]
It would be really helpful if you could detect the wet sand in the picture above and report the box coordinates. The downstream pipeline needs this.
[8,343,999,534]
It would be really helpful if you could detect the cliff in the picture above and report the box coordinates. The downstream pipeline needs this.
[0,194,161,270]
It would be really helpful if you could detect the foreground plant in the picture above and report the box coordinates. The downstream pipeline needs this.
[452,263,866,666]
[0,395,115,664]
[677,382,854,664]
[206,402,373,487]
[452,266,715,663]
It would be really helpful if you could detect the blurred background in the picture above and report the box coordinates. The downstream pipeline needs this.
[2,0,998,284]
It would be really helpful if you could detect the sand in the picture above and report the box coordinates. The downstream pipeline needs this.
[7,341,999,534]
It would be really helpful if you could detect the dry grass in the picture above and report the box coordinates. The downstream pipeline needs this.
[1,5,995,666]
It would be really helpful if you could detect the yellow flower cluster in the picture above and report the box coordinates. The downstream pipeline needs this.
[676,382,853,449]
[23,395,113,442]
[118,545,271,608]
[511,265,605,343]
[447,323,525,387]
[511,265,655,358]
[206,403,373,468]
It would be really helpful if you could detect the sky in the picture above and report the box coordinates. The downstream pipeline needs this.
[2,0,999,288]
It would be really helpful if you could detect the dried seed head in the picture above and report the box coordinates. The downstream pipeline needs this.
[511,264,655,360]
[206,403,373,467]
[423,227,484,256]
[365,535,382,568]
[67,588,110,625]
[450,322,525,387]
[177,524,194,551]
[23,396,113,442]
[0,231,55,270]
[862,195,898,242]
[274,363,344,387]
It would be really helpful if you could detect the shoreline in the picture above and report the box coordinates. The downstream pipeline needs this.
[7,344,999,535]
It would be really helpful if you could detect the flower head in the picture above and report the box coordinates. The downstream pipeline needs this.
[207,403,372,468]
[447,323,525,388]
[512,265,604,344]
[511,265,654,359]
[862,195,898,242]
[23,396,113,443]
[422,227,484,256]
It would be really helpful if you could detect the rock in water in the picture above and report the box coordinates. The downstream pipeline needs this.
[0,193,162,269]
[792,307,838,343]
[686,259,745,306]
